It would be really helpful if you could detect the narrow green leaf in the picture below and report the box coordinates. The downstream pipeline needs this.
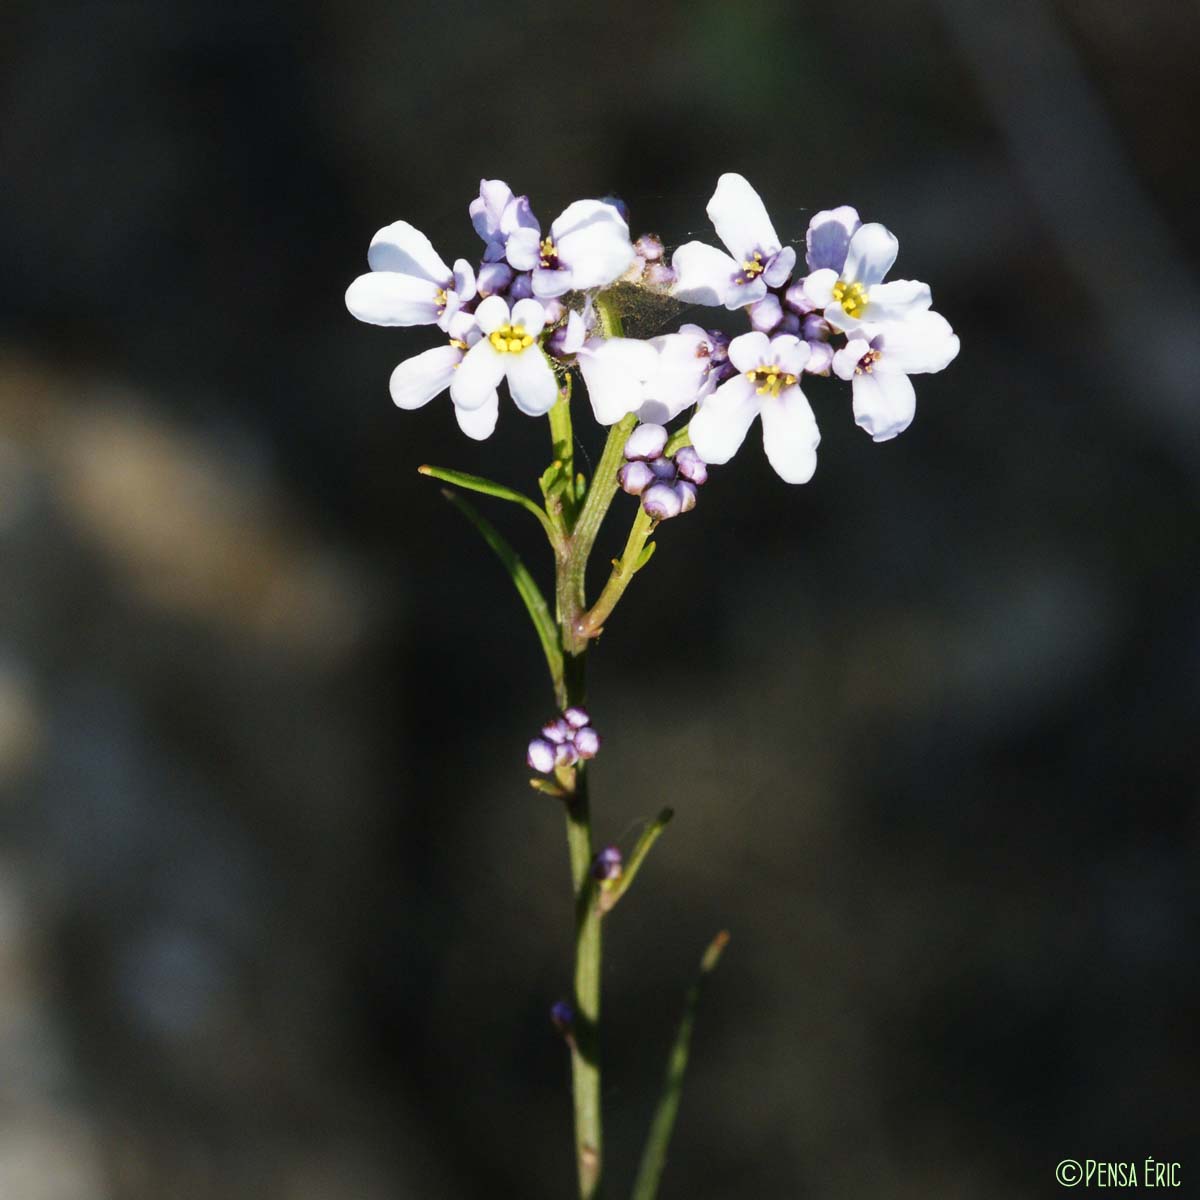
[630,931,731,1200]
[663,424,691,456]
[633,541,656,573]
[420,464,559,544]
[598,808,673,915]
[440,489,563,695]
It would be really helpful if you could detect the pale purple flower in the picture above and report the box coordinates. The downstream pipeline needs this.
[506,199,636,299]
[831,311,960,441]
[670,174,797,310]
[345,221,476,333]
[470,179,539,264]
[592,845,623,881]
[689,331,820,484]
[802,211,932,333]
[384,313,503,441]
[450,295,559,418]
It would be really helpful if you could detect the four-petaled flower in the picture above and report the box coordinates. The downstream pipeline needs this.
[506,199,636,299]
[690,332,820,484]
[450,295,560,418]
[670,174,797,310]
[831,311,960,442]
[345,221,476,332]
[802,208,931,333]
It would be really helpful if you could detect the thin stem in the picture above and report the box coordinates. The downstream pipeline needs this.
[559,413,637,653]
[580,505,656,639]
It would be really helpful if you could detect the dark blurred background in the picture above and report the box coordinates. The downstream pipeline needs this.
[2,1,1198,1196]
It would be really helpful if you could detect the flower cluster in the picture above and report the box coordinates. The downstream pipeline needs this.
[346,173,958,481]
[527,707,601,773]
[617,423,708,521]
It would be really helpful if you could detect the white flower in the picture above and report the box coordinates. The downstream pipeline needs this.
[346,221,476,332]
[384,313,501,441]
[576,324,724,425]
[506,200,635,299]
[689,332,820,484]
[670,174,797,310]
[831,311,960,442]
[450,295,560,418]
[802,220,930,334]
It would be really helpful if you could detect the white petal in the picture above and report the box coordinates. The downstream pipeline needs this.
[802,268,837,309]
[869,310,960,374]
[762,245,796,288]
[388,344,461,410]
[689,375,762,466]
[707,173,780,259]
[345,273,441,326]
[553,201,635,290]
[452,259,476,301]
[454,391,500,440]
[864,279,934,324]
[473,294,511,335]
[645,331,711,420]
[727,331,772,374]
[805,206,861,272]
[843,223,898,286]
[726,277,767,310]
[577,338,657,424]
[450,340,505,410]
[506,226,541,271]
[832,338,872,381]
[445,310,477,342]
[506,349,559,416]
[760,387,820,483]
[510,297,547,337]
[852,369,917,442]
[366,221,450,283]
[670,241,738,306]
[560,310,587,354]
[531,266,573,299]
[769,334,811,378]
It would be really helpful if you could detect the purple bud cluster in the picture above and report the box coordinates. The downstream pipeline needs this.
[630,233,676,290]
[748,279,835,375]
[617,424,709,521]
[527,706,601,773]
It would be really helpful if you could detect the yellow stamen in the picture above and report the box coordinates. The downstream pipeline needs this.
[489,322,534,355]
[831,279,868,318]
[434,287,448,315]
[539,236,557,268]
[746,363,797,396]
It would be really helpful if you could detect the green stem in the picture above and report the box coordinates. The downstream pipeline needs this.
[560,413,637,653]
[581,506,656,639]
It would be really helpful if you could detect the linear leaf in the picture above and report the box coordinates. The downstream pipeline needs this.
[420,464,559,544]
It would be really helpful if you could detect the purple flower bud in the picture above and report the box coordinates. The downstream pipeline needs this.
[634,234,664,262]
[527,738,556,774]
[550,1000,574,1032]
[777,312,802,335]
[805,340,834,376]
[555,741,579,768]
[563,706,590,729]
[623,423,669,462]
[477,261,514,298]
[783,281,816,315]
[509,271,534,300]
[591,845,623,881]
[573,726,600,759]
[802,313,831,343]
[649,456,676,481]
[618,460,654,496]
[644,262,677,289]
[642,481,682,521]
[674,446,708,486]
[542,718,570,744]
[674,480,698,514]
[599,194,629,223]
[541,298,567,325]
[749,294,784,334]
[706,330,730,366]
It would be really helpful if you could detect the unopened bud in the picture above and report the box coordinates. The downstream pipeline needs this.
[642,481,682,521]
[624,423,669,462]
[527,738,556,774]
[555,741,579,768]
[477,261,514,297]
[649,456,676,481]
[805,340,834,376]
[618,460,654,496]
[573,726,600,759]
[749,294,783,333]
[634,233,664,262]
[674,480,699,513]
[674,446,708,486]
[564,706,590,729]
[644,262,677,289]
[509,271,534,300]
[550,1000,574,1032]
[592,845,623,881]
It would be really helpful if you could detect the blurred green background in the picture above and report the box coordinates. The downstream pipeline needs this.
[1,1,1198,1196]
